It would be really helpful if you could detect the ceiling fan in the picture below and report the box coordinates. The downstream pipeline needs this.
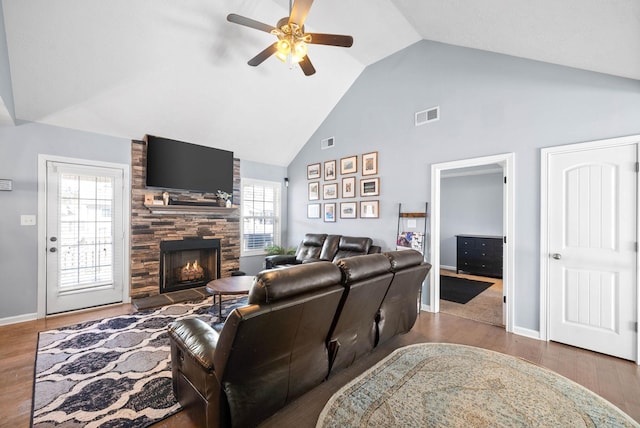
[227,0,353,76]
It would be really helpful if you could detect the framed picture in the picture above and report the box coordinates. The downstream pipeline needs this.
[342,176,356,198]
[323,183,338,199]
[340,155,357,174]
[324,203,336,222]
[308,181,319,200]
[307,163,321,179]
[340,202,357,219]
[360,177,380,197]
[307,203,320,219]
[362,151,378,176]
[324,160,337,181]
[360,200,379,218]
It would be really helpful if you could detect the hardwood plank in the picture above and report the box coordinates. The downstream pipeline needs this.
[1,305,638,428]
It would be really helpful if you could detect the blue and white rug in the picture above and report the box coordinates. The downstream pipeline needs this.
[32,297,247,428]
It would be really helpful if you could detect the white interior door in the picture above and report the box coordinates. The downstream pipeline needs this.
[548,143,637,360]
[46,161,125,314]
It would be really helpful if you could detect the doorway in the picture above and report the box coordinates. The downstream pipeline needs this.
[37,155,131,316]
[429,153,515,333]
[541,136,639,362]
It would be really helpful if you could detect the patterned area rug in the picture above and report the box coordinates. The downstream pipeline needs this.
[32,297,247,428]
[317,343,639,427]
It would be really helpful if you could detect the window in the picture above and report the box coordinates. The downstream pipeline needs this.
[241,179,281,256]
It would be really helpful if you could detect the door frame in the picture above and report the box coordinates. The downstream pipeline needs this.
[540,134,640,363]
[429,152,515,333]
[37,154,131,318]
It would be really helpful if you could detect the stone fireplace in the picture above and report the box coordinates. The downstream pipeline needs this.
[130,140,240,299]
[159,238,221,293]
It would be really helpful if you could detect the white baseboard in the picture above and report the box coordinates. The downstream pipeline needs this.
[0,312,37,326]
[512,326,542,340]
[440,265,456,271]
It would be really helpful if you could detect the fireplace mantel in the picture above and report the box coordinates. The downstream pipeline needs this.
[143,203,237,215]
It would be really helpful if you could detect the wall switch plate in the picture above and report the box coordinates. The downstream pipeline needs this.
[20,215,37,226]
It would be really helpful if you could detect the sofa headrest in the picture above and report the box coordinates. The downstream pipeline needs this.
[338,236,372,253]
[335,253,391,284]
[384,249,425,271]
[302,233,327,247]
[249,261,342,304]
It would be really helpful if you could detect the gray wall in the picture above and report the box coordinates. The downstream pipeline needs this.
[0,1,15,120]
[440,172,503,267]
[239,159,288,276]
[0,122,130,319]
[287,40,640,333]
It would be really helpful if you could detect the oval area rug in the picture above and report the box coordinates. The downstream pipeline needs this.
[317,343,638,427]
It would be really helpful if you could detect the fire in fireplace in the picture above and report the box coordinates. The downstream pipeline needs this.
[159,238,221,293]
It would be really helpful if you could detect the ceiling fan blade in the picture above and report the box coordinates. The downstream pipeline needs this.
[307,33,353,48]
[248,43,278,66]
[299,55,316,76]
[289,0,314,27]
[227,13,276,33]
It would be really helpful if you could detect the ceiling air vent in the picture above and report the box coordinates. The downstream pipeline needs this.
[415,106,440,126]
[321,137,335,150]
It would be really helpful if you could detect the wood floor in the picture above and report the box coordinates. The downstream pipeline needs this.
[1,303,639,428]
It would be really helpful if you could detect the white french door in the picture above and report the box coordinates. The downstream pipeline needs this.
[45,160,126,314]
[546,142,638,361]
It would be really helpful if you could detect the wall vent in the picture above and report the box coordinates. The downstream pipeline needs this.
[415,106,440,126]
[321,137,335,150]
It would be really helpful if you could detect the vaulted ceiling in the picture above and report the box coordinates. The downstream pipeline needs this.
[2,0,639,166]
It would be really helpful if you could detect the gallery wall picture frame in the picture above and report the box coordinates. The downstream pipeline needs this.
[308,203,320,219]
[323,183,338,199]
[360,177,380,197]
[340,155,357,174]
[342,176,356,198]
[324,203,336,222]
[308,181,320,200]
[324,160,337,181]
[307,163,321,179]
[362,151,378,176]
[340,202,357,219]
[360,200,380,218]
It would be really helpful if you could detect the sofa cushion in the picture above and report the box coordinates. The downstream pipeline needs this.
[335,253,390,283]
[295,233,327,262]
[385,248,425,271]
[249,261,342,304]
[332,236,373,261]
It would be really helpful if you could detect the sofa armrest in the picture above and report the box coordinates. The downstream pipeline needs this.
[168,318,219,371]
[265,254,298,268]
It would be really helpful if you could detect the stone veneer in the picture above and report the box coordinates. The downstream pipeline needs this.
[130,139,241,298]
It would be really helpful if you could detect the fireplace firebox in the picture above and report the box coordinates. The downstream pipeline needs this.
[159,238,221,293]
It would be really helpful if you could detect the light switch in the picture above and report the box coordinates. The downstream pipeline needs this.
[21,215,36,226]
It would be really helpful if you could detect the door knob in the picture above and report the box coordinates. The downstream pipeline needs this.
[551,253,562,260]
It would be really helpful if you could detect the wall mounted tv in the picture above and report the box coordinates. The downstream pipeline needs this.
[145,135,233,194]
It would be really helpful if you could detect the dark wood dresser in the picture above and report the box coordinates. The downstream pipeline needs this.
[456,235,503,278]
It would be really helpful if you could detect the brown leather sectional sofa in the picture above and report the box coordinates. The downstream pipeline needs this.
[168,249,431,428]
[265,233,382,269]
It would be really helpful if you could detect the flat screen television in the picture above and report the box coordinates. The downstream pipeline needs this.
[145,135,233,194]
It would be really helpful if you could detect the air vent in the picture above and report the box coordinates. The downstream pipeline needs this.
[415,106,440,126]
[321,137,335,150]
